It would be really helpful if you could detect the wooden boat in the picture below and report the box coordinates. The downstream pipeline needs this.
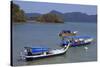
[20,43,70,61]
[61,36,93,47]
[59,30,78,37]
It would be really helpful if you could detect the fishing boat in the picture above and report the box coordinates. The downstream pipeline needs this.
[20,43,70,61]
[60,36,93,47]
[59,30,78,37]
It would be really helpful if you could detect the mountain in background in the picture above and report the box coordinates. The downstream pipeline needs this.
[63,12,97,22]
[26,10,97,22]
[49,10,63,16]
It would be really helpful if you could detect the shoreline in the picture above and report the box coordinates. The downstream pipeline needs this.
[12,21,96,24]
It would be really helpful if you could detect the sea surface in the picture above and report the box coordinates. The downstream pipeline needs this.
[12,22,97,66]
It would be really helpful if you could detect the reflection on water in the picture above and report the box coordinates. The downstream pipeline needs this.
[12,22,97,66]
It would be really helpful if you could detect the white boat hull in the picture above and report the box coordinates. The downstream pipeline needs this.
[21,43,70,60]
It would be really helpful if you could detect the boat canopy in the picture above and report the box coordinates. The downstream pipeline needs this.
[32,48,49,53]
[64,36,92,39]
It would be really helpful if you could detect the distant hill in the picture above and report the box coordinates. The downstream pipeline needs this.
[49,10,63,16]
[26,10,97,22]
[63,12,97,22]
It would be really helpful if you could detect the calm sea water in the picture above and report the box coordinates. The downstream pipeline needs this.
[12,22,97,66]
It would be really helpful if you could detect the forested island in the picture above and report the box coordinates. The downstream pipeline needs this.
[36,13,63,23]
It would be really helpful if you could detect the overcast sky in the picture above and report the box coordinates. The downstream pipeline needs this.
[13,1,97,15]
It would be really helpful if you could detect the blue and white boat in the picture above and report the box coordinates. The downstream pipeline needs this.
[20,44,70,61]
[61,36,93,47]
